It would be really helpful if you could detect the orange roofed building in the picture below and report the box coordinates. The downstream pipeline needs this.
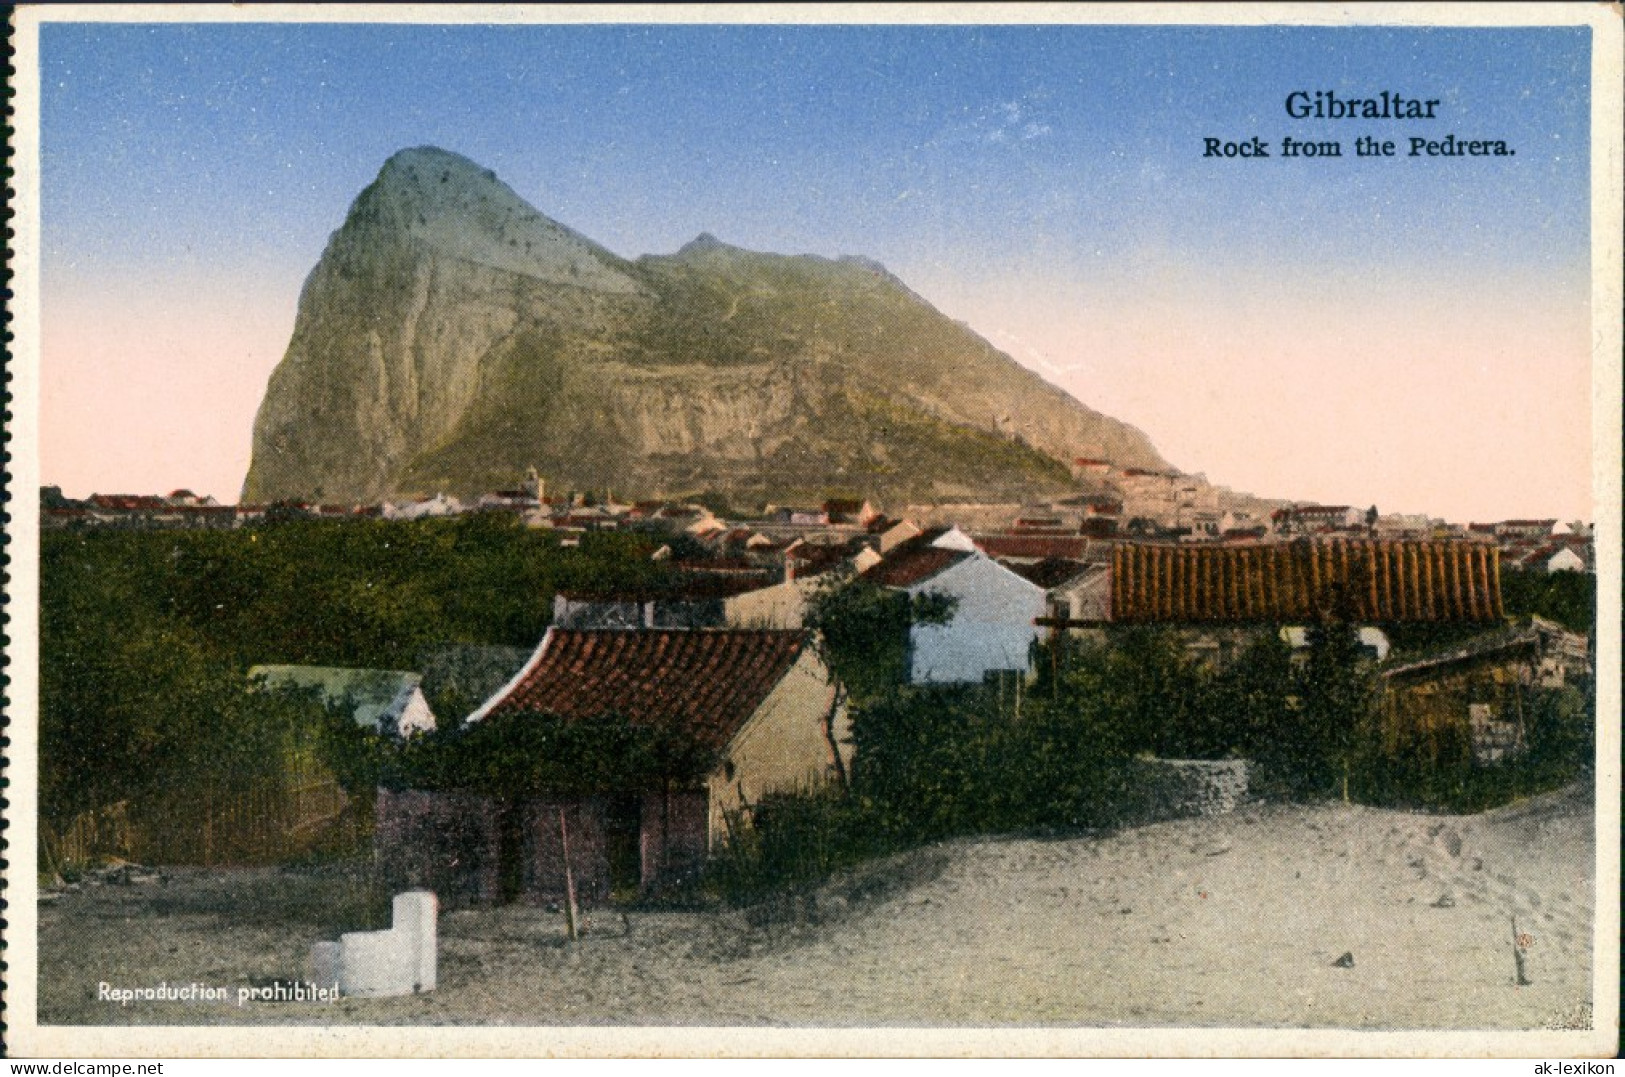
[1038,538,1507,669]
[376,628,851,907]
[1104,539,1504,625]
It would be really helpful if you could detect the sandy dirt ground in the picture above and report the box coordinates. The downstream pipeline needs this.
[37,783,1596,1029]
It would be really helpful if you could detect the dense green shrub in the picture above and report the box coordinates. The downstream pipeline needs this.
[1351,682,1595,813]
[803,571,954,702]
[393,710,715,800]
[1499,567,1595,635]
[706,788,880,905]
[39,517,672,836]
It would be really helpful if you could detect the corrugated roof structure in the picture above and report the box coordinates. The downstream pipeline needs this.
[467,629,810,752]
[1110,539,1503,624]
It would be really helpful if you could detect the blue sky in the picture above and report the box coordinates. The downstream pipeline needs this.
[36,19,1598,520]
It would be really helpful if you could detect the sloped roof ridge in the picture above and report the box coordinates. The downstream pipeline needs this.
[466,627,811,751]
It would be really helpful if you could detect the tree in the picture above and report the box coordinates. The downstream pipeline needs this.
[803,569,954,703]
[1293,616,1376,799]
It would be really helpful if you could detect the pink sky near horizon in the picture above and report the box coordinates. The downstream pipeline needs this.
[919,266,1595,523]
[41,271,297,506]
[39,257,1596,525]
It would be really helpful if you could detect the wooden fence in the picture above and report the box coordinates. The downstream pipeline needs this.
[41,772,364,871]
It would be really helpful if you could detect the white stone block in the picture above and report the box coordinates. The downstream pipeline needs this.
[394,890,438,993]
[339,928,414,998]
[333,890,438,998]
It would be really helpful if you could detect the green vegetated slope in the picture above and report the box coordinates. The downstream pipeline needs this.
[38,518,666,832]
[244,147,1166,506]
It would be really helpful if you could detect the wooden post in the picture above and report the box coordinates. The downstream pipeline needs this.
[1176,549,1189,623]
[1374,542,1390,621]
[1337,541,1351,616]
[1133,545,1146,622]
[557,807,579,941]
[1225,548,1240,620]
[1405,543,1421,621]
[1246,547,1264,619]
[1201,547,1215,618]
[1112,547,1123,623]
[1511,915,1531,985]
[1447,544,1465,620]
[1051,629,1060,698]
[1420,542,1437,621]
[1262,546,1278,620]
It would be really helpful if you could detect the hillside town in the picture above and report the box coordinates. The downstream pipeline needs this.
[39,458,1596,883]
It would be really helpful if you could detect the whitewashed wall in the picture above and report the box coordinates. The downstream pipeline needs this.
[906,554,1047,684]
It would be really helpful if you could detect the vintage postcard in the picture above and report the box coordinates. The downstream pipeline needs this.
[5,2,1620,1060]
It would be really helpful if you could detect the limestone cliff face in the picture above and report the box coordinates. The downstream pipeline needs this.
[244,146,1170,506]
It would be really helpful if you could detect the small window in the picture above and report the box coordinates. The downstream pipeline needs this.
[723,759,736,781]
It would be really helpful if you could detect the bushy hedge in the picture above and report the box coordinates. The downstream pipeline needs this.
[386,710,716,800]
[1350,682,1594,813]
[40,516,672,836]
[708,640,1165,904]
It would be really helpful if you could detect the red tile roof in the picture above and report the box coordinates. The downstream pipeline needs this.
[864,547,970,588]
[1003,557,1091,589]
[472,629,810,752]
[786,542,853,575]
[975,534,1091,561]
[89,494,169,511]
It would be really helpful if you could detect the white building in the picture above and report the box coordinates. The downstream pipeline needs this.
[867,526,1047,684]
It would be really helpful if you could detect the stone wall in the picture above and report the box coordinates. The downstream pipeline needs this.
[1133,759,1251,821]
[374,788,499,908]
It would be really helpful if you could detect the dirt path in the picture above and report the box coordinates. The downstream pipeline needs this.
[38,786,1596,1029]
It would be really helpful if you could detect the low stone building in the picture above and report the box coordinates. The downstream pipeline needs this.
[375,628,851,906]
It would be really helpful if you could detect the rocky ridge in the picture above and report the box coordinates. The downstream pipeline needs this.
[244,146,1171,507]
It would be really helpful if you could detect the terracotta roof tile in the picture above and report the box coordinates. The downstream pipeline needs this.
[474,629,809,752]
[1111,539,1503,624]
[865,547,970,588]
[975,534,1091,561]
[1003,557,1091,589]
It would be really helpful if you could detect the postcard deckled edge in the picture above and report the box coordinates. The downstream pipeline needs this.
[3,1,1620,1059]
